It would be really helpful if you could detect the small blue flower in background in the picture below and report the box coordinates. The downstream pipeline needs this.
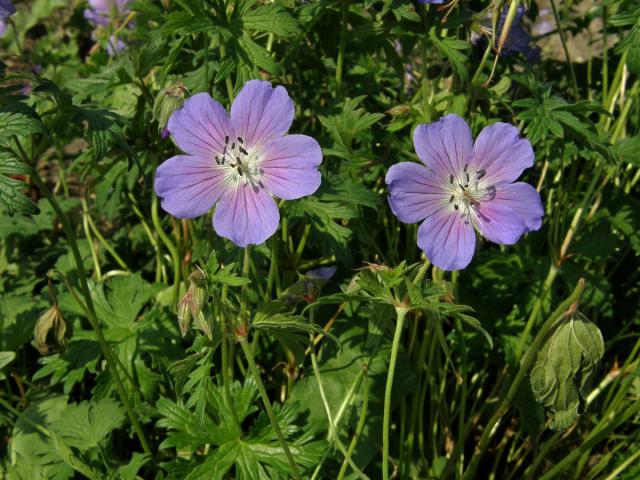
[497,5,541,62]
[154,80,323,248]
[0,0,16,36]
[386,115,543,271]
[84,0,132,55]
[418,0,445,4]
[472,5,540,63]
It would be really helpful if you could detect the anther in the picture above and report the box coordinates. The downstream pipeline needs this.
[225,135,229,144]
[237,167,243,176]
[215,156,221,165]
[465,172,470,183]
[454,204,459,210]
[459,184,466,191]
[231,142,236,149]
[237,137,243,144]
[449,194,454,203]
[239,147,248,155]
[449,174,454,184]
[464,163,468,172]
[477,169,486,179]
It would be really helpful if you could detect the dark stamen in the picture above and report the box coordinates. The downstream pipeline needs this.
[465,172,470,183]
[459,184,466,191]
[231,142,236,149]
[449,194,454,203]
[237,137,243,144]
[477,169,486,179]
[449,174,454,184]
[454,204,459,210]
[237,167,243,176]
[236,157,243,165]
[220,156,226,165]
[239,147,248,155]
[464,163,468,172]
[225,135,229,144]
[215,156,221,165]
[258,180,264,188]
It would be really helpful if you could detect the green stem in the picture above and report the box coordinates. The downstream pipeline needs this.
[31,172,152,455]
[382,307,408,480]
[461,279,586,480]
[238,337,301,480]
[549,0,579,98]
[151,194,181,303]
[337,365,370,480]
[335,0,348,96]
[82,198,130,272]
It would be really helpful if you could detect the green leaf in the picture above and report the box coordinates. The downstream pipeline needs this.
[0,151,39,216]
[430,32,470,81]
[0,351,15,380]
[530,313,604,430]
[91,273,158,329]
[49,399,126,451]
[236,2,299,36]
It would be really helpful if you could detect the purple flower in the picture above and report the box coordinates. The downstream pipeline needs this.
[386,115,543,271]
[84,0,130,27]
[0,0,16,20]
[306,266,337,281]
[418,0,444,4]
[497,5,540,62]
[154,80,323,247]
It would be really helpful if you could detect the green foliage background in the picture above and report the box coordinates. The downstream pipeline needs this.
[1,0,639,479]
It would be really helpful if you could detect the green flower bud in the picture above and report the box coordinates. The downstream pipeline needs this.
[153,82,188,136]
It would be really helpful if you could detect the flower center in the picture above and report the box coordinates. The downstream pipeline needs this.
[446,164,495,222]
[216,135,264,191]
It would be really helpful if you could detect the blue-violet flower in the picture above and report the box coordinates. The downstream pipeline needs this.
[0,0,16,36]
[386,114,543,271]
[154,80,323,247]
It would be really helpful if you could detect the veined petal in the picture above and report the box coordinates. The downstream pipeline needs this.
[476,182,543,244]
[260,134,322,200]
[417,209,476,271]
[386,162,450,224]
[168,93,234,158]
[230,80,294,148]
[471,122,534,186]
[213,184,280,247]
[154,155,228,218]
[413,114,473,179]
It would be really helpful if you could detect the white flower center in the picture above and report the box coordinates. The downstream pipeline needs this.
[216,135,264,191]
[445,164,495,224]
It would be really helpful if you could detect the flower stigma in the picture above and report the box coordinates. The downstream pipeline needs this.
[216,135,265,192]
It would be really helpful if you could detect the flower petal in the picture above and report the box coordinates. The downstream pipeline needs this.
[213,184,280,247]
[476,182,543,245]
[230,80,294,148]
[471,122,534,186]
[154,155,228,218]
[386,162,449,224]
[413,114,473,179]
[260,134,322,200]
[417,209,476,271]
[168,93,234,158]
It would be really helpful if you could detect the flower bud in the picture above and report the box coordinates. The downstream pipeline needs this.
[153,82,188,136]
[33,305,69,354]
[177,269,208,337]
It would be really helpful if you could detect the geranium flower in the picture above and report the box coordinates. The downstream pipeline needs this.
[84,0,131,55]
[154,80,323,247]
[84,0,130,27]
[0,0,16,36]
[386,114,543,271]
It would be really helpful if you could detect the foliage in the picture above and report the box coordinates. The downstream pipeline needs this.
[1,0,639,479]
